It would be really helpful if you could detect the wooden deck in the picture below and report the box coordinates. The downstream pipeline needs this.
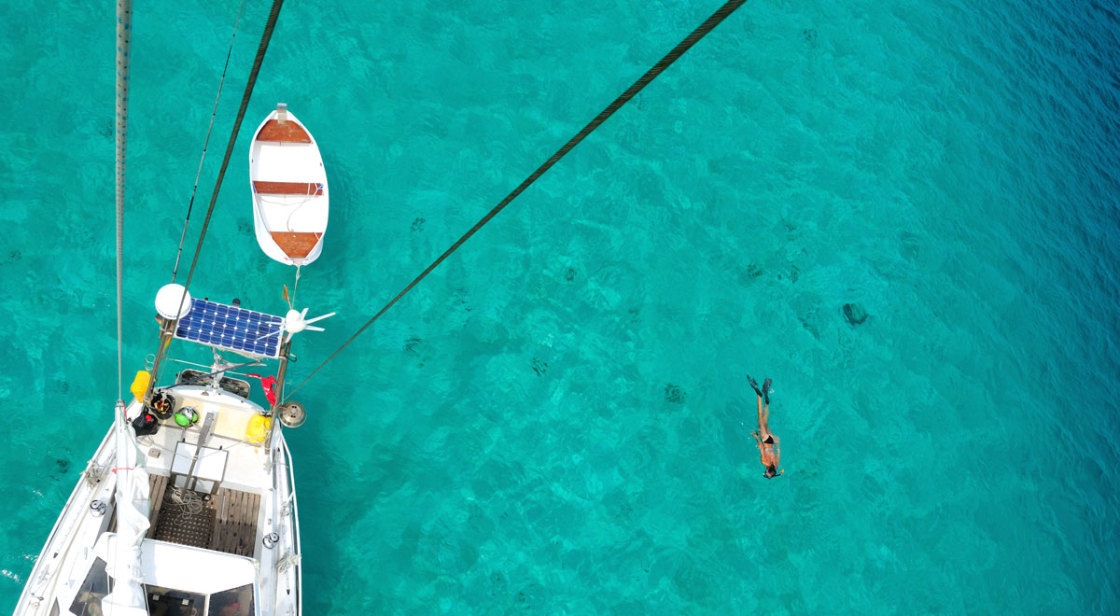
[146,473,260,557]
[148,473,169,536]
[253,181,324,195]
[210,488,261,557]
[270,231,322,258]
[256,119,311,143]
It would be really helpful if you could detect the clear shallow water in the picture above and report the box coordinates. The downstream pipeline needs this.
[2,0,1118,613]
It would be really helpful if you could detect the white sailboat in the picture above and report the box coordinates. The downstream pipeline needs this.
[13,287,308,616]
[13,1,314,614]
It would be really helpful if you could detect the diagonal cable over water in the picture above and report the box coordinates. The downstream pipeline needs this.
[150,0,284,390]
[170,0,247,283]
[176,0,285,316]
[283,0,748,401]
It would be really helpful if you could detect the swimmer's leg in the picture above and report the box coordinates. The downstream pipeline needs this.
[758,378,773,432]
[748,375,765,429]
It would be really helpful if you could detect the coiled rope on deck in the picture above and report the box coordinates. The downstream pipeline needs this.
[115,0,132,402]
[283,0,749,401]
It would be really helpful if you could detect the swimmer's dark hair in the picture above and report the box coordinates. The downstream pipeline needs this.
[764,465,783,479]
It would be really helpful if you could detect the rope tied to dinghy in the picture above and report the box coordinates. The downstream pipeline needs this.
[282,0,749,401]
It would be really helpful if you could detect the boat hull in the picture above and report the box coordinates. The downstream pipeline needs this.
[13,393,302,616]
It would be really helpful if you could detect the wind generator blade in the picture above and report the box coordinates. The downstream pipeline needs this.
[303,312,335,325]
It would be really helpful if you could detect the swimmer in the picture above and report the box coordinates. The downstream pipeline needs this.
[748,375,783,478]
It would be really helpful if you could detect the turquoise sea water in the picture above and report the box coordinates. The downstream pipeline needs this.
[2,0,1118,613]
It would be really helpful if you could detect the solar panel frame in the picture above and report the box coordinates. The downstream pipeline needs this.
[173,298,284,358]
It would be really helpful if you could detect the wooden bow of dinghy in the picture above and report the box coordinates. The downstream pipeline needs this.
[256,119,312,143]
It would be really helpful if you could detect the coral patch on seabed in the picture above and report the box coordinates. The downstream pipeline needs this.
[664,383,687,404]
[842,303,869,325]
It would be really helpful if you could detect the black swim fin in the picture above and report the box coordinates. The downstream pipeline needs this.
[747,375,763,397]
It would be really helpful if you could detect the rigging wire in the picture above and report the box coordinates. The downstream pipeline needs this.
[156,0,283,393]
[115,0,132,402]
[172,0,285,323]
[170,0,247,282]
[282,0,748,402]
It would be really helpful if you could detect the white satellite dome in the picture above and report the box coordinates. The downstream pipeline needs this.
[154,284,193,320]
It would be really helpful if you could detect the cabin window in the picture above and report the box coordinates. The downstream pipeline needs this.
[208,583,255,616]
[68,557,111,615]
[144,586,206,615]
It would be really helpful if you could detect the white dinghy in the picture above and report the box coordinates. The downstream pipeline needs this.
[249,103,329,266]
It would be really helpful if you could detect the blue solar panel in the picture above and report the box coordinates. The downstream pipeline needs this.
[173,299,284,358]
